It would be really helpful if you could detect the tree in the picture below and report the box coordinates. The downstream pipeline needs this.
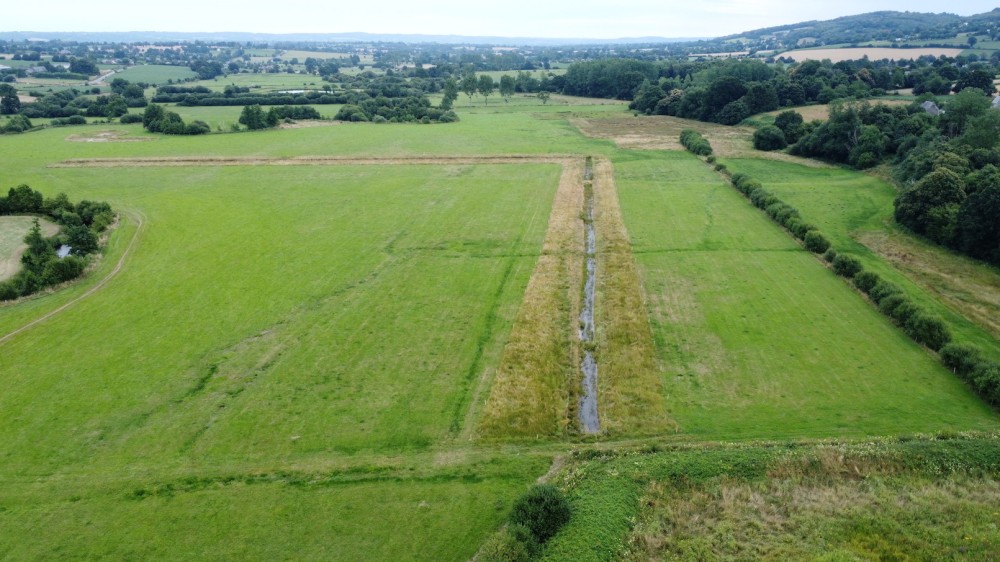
[499,75,515,103]
[537,91,550,105]
[0,83,19,115]
[894,168,967,245]
[629,80,664,114]
[477,75,495,105]
[69,58,98,76]
[440,78,459,110]
[461,73,478,104]
[773,110,804,143]
[940,88,991,137]
[239,105,271,130]
[753,125,786,151]
[954,68,995,96]
[956,182,1000,265]
[508,485,571,543]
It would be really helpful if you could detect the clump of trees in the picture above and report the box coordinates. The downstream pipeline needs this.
[0,185,113,301]
[141,104,209,135]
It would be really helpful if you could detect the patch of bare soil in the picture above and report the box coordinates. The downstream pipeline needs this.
[277,120,343,129]
[66,130,154,143]
[571,116,832,168]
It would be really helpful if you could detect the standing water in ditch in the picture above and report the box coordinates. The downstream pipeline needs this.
[579,158,600,433]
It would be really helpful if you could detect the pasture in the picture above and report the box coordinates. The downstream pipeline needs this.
[1,93,998,559]
[614,151,997,439]
[722,157,1000,361]
[112,64,198,84]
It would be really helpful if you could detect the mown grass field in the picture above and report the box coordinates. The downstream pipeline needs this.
[722,158,1000,361]
[614,150,997,439]
[1,95,998,559]
[0,135,563,557]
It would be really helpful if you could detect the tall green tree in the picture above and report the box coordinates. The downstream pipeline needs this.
[441,78,459,110]
[0,83,19,115]
[477,75,495,105]
[499,75,515,103]
[461,73,478,104]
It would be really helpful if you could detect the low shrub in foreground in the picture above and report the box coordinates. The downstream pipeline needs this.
[508,484,571,543]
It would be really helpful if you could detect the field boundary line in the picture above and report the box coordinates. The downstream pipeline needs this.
[50,155,579,168]
[0,209,144,346]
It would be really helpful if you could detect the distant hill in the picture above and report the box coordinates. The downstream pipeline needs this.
[0,30,701,46]
[718,9,1000,49]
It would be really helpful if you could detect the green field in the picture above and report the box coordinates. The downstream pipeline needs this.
[722,158,1000,362]
[1,93,998,559]
[614,151,997,439]
[112,64,198,84]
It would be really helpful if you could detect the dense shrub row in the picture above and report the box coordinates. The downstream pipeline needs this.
[679,129,712,156]
[0,184,113,301]
[479,484,571,562]
[727,172,832,253]
[940,344,1000,406]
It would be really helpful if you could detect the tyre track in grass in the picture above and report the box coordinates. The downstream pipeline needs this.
[0,209,145,346]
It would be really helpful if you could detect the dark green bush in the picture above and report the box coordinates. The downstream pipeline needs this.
[753,125,787,151]
[940,342,984,377]
[679,129,713,156]
[877,293,909,317]
[971,363,1000,404]
[789,220,816,240]
[119,113,143,124]
[832,254,863,278]
[804,231,830,253]
[478,524,538,562]
[822,247,838,263]
[508,484,571,543]
[904,312,952,351]
[891,299,921,324]
[868,280,903,304]
[853,270,882,294]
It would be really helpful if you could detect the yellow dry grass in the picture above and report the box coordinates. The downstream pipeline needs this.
[758,99,912,122]
[592,158,675,435]
[780,47,965,62]
[572,116,832,168]
[859,231,1000,340]
[477,160,585,438]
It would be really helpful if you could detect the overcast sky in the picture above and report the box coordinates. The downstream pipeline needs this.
[4,1,999,39]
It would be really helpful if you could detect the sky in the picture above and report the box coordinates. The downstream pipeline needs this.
[3,0,999,39]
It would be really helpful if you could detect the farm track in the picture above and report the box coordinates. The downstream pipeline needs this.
[0,209,145,346]
[51,155,579,167]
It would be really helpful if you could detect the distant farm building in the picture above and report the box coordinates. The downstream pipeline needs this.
[921,101,943,116]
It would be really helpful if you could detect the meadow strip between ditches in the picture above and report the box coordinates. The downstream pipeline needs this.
[592,157,674,435]
[478,159,585,438]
